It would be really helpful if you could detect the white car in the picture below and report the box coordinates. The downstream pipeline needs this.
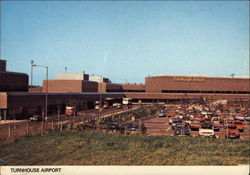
[117,104,122,109]
[199,123,215,138]
[95,105,101,109]
[199,128,215,137]
[235,116,245,121]
[112,103,119,107]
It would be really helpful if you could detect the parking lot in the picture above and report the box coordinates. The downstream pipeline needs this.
[143,116,250,139]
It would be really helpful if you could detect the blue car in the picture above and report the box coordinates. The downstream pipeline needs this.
[171,118,183,130]
[174,123,190,136]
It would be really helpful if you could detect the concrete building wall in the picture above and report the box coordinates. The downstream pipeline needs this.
[106,83,122,92]
[119,84,145,92]
[125,92,249,101]
[43,80,82,92]
[98,83,106,93]
[145,76,250,93]
[0,60,6,71]
[0,72,29,92]
[28,86,43,92]
[89,76,110,83]
[0,92,125,109]
[43,80,98,92]
[82,80,98,92]
[55,73,89,80]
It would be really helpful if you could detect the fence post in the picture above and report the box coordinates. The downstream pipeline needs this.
[73,114,75,128]
[26,122,29,136]
[52,121,54,130]
[8,125,11,138]
[41,122,43,134]
[42,109,45,135]
[68,123,70,131]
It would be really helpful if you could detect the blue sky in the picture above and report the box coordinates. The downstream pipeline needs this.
[1,1,249,85]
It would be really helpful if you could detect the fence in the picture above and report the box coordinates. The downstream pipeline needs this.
[0,112,100,144]
[0,106,145,144]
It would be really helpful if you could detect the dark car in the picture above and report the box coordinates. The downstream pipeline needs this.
[174,123,190,136]
[30,114,42,122]
[212,124,221,131]
[125,122,147,135]
[171,118,183,130]
[104,122,125,133]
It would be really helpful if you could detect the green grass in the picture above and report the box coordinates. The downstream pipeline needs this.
[0,131,249,165]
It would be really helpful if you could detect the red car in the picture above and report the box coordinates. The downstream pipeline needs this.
[167,113,176,117]
[232,120,245,132]
[189,120,201,131]
[65,106,75,116]
[225,125,240,139]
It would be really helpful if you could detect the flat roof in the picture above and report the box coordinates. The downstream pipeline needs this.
[0,71,28,76]
[146,75,250,80]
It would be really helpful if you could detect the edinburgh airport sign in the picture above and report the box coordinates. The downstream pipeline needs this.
[173,77,205,82]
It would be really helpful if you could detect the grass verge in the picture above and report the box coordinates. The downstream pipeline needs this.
[0,131,249,165]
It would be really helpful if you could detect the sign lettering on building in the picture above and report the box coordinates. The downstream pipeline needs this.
[173,77,205,82]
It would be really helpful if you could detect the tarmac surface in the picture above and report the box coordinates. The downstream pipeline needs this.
[143,116,250,140]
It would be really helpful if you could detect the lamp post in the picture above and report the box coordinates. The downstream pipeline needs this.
[32,63,49,122]
[31,60,34,86]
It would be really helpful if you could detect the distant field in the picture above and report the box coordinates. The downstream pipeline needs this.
[0,131,249,165]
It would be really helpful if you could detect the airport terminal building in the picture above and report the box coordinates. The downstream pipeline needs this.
[0,59,249,120]
[125,75,249,103]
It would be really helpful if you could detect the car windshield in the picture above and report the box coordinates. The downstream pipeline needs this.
[201,123,212,129]
[173,118,182,122]
[228,125,237,129]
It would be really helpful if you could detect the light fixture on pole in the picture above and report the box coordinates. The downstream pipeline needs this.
[32,63,49,123]
[31,60,34,86]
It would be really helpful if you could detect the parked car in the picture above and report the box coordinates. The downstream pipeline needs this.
[117,103,122,109]
[104,122,125,133]
[212,123,221,131]
[95,105,101,110]
[174,123,190,136]
[171,118,183,129]
[158,110,166,117]
[211,117,222,124]
[234,116,245,121]
[167,113,176,118]
[225,125,240,139]
[189,120,201,131]
[199,122,215,138]
[112,103,119,107]
[211,117,222,131]
[125,122,147,135]
[65,106,75,116]
[103,103,109,109]
[244,116,250,121]
[30,114,42,122]
[232,120,245,132]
